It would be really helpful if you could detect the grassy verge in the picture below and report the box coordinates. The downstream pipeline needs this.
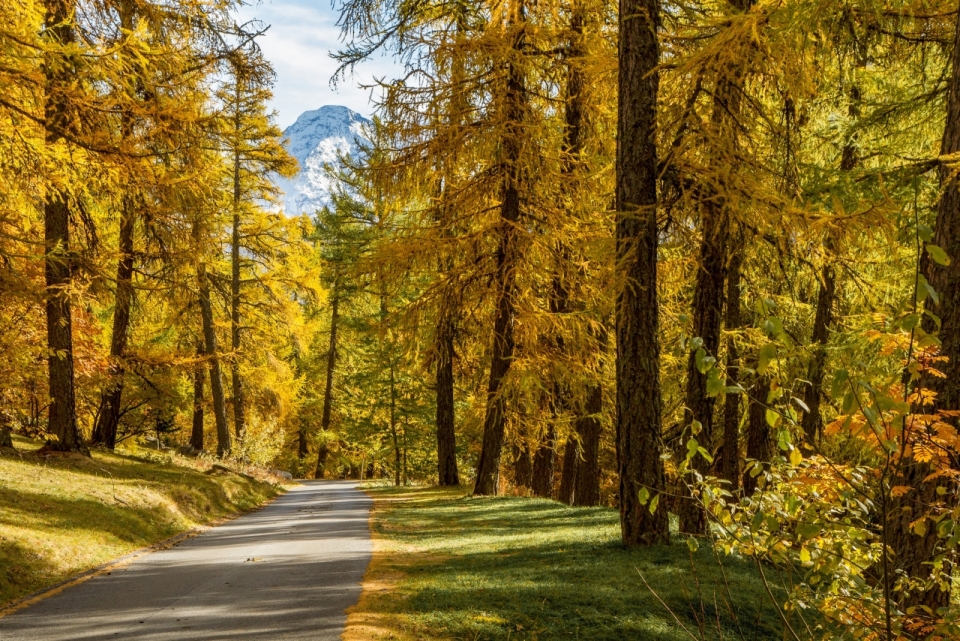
[0,435,285,606]
[346,486,805,641]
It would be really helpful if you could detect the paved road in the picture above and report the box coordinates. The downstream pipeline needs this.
[0,481,372,640]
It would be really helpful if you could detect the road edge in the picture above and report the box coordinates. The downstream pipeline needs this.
[0,485,290,620]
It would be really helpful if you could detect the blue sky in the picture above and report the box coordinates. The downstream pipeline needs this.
[233,0,401,128]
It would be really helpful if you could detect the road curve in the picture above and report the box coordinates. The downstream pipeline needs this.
[0,480,372,640]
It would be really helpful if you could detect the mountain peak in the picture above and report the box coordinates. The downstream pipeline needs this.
[275,106,371,216]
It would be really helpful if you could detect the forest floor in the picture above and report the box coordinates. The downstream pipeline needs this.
[0,435,284,607]
[344,485,807,641]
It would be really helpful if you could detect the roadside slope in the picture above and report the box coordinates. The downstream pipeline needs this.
[0,481,370,641]
[0,436,283,606]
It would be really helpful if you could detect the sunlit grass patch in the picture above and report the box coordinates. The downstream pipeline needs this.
[0,436,283,605]
[347,485,803,640]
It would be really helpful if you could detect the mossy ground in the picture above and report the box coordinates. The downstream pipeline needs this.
[0,435,284,606]
[346,485,806,641]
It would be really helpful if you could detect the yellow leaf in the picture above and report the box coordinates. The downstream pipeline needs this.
[913,519,928,537]
[789,447,802,467]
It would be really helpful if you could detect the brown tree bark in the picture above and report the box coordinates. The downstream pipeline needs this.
[230,88,245,442]
[0,408,13,449]
[678,0,754,535]
[389,360,401,487]
[887,10,960,619]
[573,381,603,506]
[92,196,135,449]
[513,443,533,490]
[314,286,340,478]
[190,353,205,452]
[742,375,772,496]
[679,200,729,533]
[435,307,459,485]
[720,242,743,489]
[615,0,669,546]
[554,0,588,508]
[198,262,231,457]
[42,0,86,455]
[91,1,137,450]
[473,2,527,496]
[531,425,557,498]
[557,436,579,505]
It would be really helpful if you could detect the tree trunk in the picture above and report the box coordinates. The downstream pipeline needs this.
[190,353,205,451]
[314,288,339,478]
[573,381,603,506]
[42,0,86,455]
[720,240,743,489]
[531,425,556,498]
[435,307,459,485]
[887,10,960,619]
[390,362,401,487]
[293,353,308,460]
[402,418,409,486]
[742,375,772,496]
[473,4,526,496]
[198,262,231,457]
[557,436,579,505]
[91,1,137,451]
[514,443,533,490]
[554,0,588,508]
[615,0,669,546]
[679,202,728,534]
[92,196,135,449]
[315,444,329,479]
[677,0,756,537]
[800,259,835,445]
[230,112,245,442]
[0,410,13,449]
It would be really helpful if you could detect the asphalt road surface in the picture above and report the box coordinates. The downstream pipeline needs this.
[0,480,372,640]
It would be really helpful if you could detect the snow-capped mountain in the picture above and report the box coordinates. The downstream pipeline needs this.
[275,105,370,215]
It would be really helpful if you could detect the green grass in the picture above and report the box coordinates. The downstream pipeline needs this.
[0,435,284,606]
[348,486,802,641]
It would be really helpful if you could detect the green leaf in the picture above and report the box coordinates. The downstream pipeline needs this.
[918,224,934,243]
[706,369,724,397]
[690,420,702,436]
[831,369,849,399]
[914,519,928,537]
[796,523,822,539]
[648,493,660,515]
[638,487,650,505]
[765,408,780,428]
[757,343,777,375]
[762,316,784,339]
[686,537,699,552]
[842,392,855,413]
[694,347,707,372]
[901,313,921,331]
[686,437,700,460]
[918,274,939,305]
[926,244,951,266]
[777,429,791,451]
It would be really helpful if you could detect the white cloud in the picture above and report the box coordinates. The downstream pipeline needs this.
[233,0,401,127]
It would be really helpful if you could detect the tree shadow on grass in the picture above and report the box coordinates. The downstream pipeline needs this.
[370,488,812,641]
